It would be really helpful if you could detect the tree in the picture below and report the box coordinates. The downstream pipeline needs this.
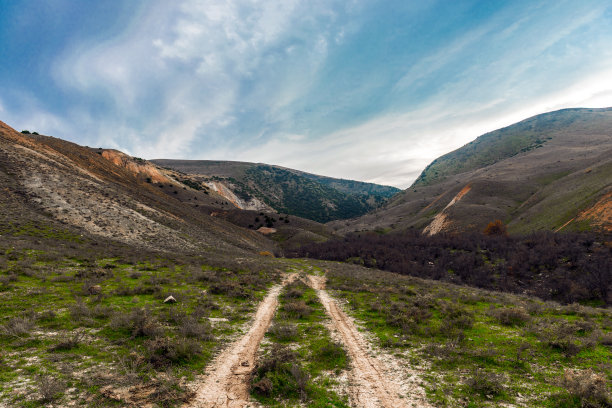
[483,220,507,236]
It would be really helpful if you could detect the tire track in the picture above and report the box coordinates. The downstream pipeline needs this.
[186,274,297,408]
[306,275,431,408]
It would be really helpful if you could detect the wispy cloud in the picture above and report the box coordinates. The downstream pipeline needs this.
[1,0,611,188]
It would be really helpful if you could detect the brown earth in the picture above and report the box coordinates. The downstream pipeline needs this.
[305,275,431,408]
[577,191,612,232]
[422,184,471,235]
[186,274,297,408]
[0,121,275,255]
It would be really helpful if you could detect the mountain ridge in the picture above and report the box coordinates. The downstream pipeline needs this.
[152,159,400,223]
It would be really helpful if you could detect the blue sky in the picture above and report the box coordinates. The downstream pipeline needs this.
[1,0,612,187]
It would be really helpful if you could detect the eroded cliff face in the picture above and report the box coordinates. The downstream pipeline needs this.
[204,181,270,211]
[423,184,472,235]
[576,191,612,232]
[101,150,170,184]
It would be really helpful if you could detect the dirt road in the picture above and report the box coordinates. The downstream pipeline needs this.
[187,274,297,408]
[306,275,431,408]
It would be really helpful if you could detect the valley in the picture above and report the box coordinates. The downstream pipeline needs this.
[0,110,610,408]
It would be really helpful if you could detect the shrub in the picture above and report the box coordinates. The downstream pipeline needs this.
[560,369,612,408]
[148,370,195,407]
[483,220,508,236]
[284,284,305,299]
[536,321,589,357]
[0,316,34,338]
[269,323,298,342]
[178,317,213,341]
[38,375,66,402]
[145,336,202,368]
[282,300,312,319]
[489,307,530,326]
[252,345,309,401]
[37,310,57,322]
[69,299,93,323]
[209,281,251,299]
[313,340,348,371]
[117,353,149,384]
[598,332,612,346]
[465,369,505,398]
[110,308,162,338]
[50,330,86,351]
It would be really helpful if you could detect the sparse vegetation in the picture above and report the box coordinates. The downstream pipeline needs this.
[0,233,281,406]
[251,279,350,407]
[321,262,612,407]
[1,116,610,407]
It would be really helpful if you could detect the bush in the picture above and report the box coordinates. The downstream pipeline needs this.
[535,321,590,357]
[209,281,252,299]
[38,375,66,402]
[560,369,612,408]
[313,341,348,371]
[483,220,507,236]
[489,307,530,326]
[178,317,213,341]
[252,345,309,401]
[283,300,313,319]
[144,336,202,368]
[269,323,298,342]
[0,316,34,338]
[69,299,93,323]
[465,369,505,398]
[50,330,86,351]
[284,284,305,299]
[110,308,163,338]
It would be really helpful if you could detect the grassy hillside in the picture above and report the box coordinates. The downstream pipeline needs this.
[1,226,609,407]
[414,108,611,186]
[334,108,612,235]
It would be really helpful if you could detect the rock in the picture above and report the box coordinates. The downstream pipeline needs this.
[163,295,176,304]
[88,285,102,295]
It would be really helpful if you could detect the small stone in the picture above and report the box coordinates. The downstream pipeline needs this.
[163,295,176,304]
[88,285,102,295]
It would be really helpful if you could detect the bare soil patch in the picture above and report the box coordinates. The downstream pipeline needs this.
[186,274,297,408]
[306,275,432,408]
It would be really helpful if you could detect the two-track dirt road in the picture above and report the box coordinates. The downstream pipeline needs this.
[187,272,430,408]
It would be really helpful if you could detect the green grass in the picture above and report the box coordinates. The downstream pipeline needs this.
[251,278,350,407]
[325,264,612,408]
[0,245,281,407]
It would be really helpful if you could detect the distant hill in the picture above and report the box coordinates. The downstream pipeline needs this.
[331,107,612,234]
[152,160,400,223]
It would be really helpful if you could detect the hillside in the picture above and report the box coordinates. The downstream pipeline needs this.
[152,159,400,223]
[0,119,610,408]
[0,121,277,255]
[332,108,612,235]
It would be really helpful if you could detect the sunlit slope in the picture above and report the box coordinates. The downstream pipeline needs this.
[332,108,612,234]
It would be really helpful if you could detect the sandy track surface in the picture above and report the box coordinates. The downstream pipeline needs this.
[306,275,431,408]
[186,274,297,408]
